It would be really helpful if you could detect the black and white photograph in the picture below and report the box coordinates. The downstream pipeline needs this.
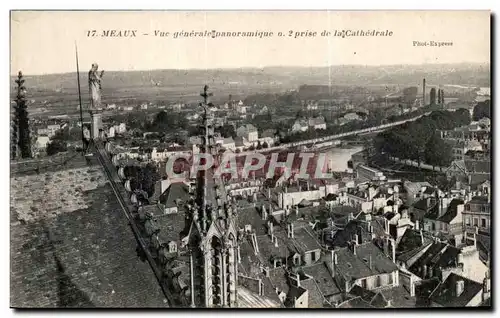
[9,10,491,309]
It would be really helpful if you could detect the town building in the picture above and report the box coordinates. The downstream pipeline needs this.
[236,124,259,142]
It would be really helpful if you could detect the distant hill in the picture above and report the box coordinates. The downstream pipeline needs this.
[11,63,490,105]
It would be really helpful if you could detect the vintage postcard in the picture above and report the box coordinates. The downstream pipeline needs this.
[10,10,491,309]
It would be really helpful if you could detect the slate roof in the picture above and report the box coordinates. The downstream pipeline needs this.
[423,187,437,195]
[429,273,483,307]
[237,206,267,235]
[268,267,289,294]
[465,160,490,174]
[331,220,372,248]
[298,277,326,308]
[155,213,187,244]
[335,243,398,281]
[469,174,491,187]
[476,234,491,263]
[286,227,322,254]
[438,199,464,223]
[324,193,338,201]
[329,206,358,219]
[397,243,432,264]
[404,181,431,195]
[302,262,342,297]
[158,183,190,208]
[337,296,375,308]
[238,240,261,277]
[285,285,308,307]
[138,204,164,219]
[408,243,460,275]
[348,284,378,302]
[237,286,281,308]
[256,234,288,266]
[413,198,436,212]
[469,196,489,205]
[425,199,464,223]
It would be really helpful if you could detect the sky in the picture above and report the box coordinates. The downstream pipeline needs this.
[10,10,491,75]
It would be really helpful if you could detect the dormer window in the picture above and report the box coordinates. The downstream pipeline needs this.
[168,241,177,253]
[293,255,301,266]
[261,266,269,277]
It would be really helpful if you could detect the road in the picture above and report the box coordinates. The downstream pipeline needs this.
[235,112,431,157]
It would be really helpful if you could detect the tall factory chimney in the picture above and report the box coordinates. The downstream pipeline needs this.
[422,78,426,106]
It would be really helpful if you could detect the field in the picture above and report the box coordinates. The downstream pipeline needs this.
[11,63,490,119]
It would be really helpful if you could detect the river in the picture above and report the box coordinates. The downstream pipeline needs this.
[324,145,364,172]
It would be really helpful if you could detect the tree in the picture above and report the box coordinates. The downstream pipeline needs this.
[46,140,67,156]
[148,110,188,133]
[429,88,437,105]
[472,100,491,121]
[13,71,31,158]
[141,163,161,197]
[424,133,453,168]
[216,124,236,138]
[256,140,263,150]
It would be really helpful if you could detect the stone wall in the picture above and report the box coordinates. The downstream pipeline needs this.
[10,156,168,308]
[11,166,108,222]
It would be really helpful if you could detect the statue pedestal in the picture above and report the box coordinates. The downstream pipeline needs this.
[90,111,102,140]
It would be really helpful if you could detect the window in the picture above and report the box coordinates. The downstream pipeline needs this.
[481,218,487,228]
[375,275,382,288]
[168,242,177,253]
[388,273,394,285]
[473,218,479,226]
[294,256,300,266]
[465,217,471,226]
[311,252,316,262]
[361,279,367,288]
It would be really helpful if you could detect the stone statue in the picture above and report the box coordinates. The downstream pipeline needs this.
[88,63,104,111]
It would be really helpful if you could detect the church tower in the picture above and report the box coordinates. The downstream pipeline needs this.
[187,86,239,308]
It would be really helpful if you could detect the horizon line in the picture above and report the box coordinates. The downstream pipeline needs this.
[11,61,491,77]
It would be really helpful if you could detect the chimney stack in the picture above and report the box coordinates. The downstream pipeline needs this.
[330,250,337,278]
[415,220,420,230]
[262,205,267,220]
[409,274,415,297]
[483,270,491,301]
[423,78,426,106]
[438,197,445,217]
[390,238,396,263]
[456,280,464,296]
[288,223,295,238]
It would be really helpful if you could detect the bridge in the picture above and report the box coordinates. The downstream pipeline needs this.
[236,112,431,156]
